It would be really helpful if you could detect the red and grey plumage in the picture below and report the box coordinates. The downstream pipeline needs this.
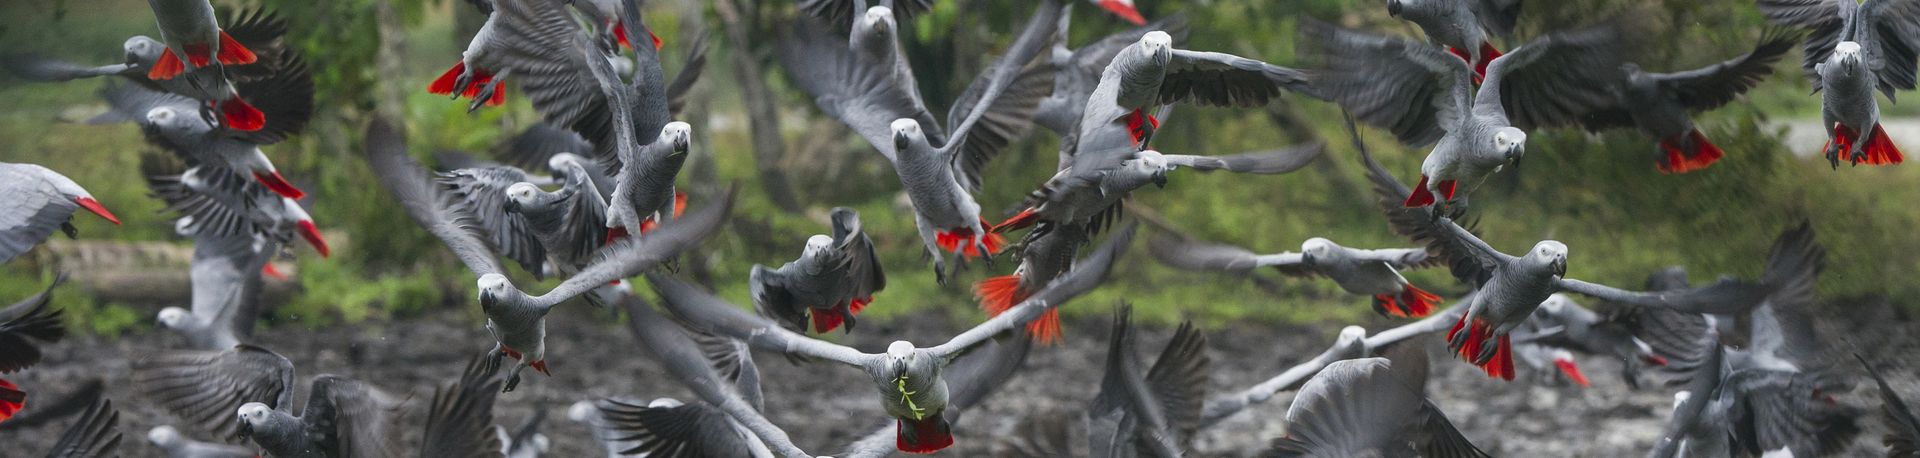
[0,164,120,263]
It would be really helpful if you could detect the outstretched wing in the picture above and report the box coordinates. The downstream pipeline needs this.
[649,273,880,368]
[132,345,294,441]
[1160,142,1324,174]
[301,375,403,458]
[777,15,940,162]
[531,188,734,308]
[1297,19,1472,146]
[1157,49,1319,108]
[665,31,710,116]
[363,117,508,279]
[437,167,548,276]
[619,294,810,458]
[1859,354,1920,456]
[418,355,505,458]
[1146,231,1311,277]
[43,396,121,458]
[830,207,886,302]
[0,276,65,374]
[941,0,1063,192]
[1144,321,1211,441]
[1656,29,1799,111]
[1479,20,1640,130]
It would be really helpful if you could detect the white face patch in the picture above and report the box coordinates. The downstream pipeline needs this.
[1142,31,1172,50]
[157,307,189,327]
[890,118,920,137]
[887,340,915,359]
[508,183,540,204]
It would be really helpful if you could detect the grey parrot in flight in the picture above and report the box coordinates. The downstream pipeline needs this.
[3,9,296,134]
[143,0,261,80]
[992,143,1324,240]
[1385,0,1522,83]
[1266,354,1489,457]
[1644,222,1863,458]
[650,225,1129,454]
[1149,230,1446,318]
[974,221,1089,344]
[751,207,886,335]
[483,0,704,241]
[1759,0,1920,167]
[1086,305,1211,457]
[1033,10,1189,145]
[99,58,316,201]
[367,116,732,392]
[0,164,121,263]
[1198,304,1467,429]
[780,1,1063,283]
[1510,293,1671,389]
[1576,29,1798,173]
[141,151,325,260]
[1302,18,1639,211]
[1360,117,1780,381]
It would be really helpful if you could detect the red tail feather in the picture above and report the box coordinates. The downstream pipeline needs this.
[262,262,289,281]
[672,192,688,218]
[297,220,330,258]
[651,31,663,51]
[183,42,212,68]
[1096,0,1147,25]
[1404,175,1436,207]
[428,61,466,95]
[975,275,1058,343]
[809,308,847,334]
[1658,130,1726,173]
[1475,43,1502,83]
[1125,108,1159,144]
[530,360,551,376]
[604,226,630,246]
[1448,317,1515,380]
[1437,179,1458,200]
[1864,123,1905,165]
[1643,354,1669,367]
[1375,283,1441,318]
[253,171,305,200]
[0,378,21,424]
[1554,357,1592,387]
[613,22,632,50]
[934,219,1005,258]
[149,48,186,80]
[991,208,1041,233]
[215,30,257,66]
[220,98,265,132]
[849,297,872,315]
[73,197,120,225]
[896,415,954,454]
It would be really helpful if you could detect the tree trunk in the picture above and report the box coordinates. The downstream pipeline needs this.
[715,0,803,213]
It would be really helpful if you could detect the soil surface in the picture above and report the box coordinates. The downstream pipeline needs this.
[0,295,1913,457]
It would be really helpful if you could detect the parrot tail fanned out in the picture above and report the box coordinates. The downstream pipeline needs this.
[1448,316,1515,381]
[1553,356,1592,387]
[975,275,1060,343]
[1657,129,1725,174]
[896,414,955,454]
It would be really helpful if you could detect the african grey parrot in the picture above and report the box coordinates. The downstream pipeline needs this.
[992,144,1325,241]
[1148,231,1445,318]
[153,232,271,351]
[780,1,1062,283]
[367,116,732,392]
[1033,10,1188,143]
[101,71,315,200]
[1511,294,1670,389]
[1859,353,1920,457]
[1361,130,1778,381]
[1302,18,1638,210]
[0,276,66,424]
[438,163,557,276]
[1066,29,1318,172]
[0,164,122,263]
[1385,0,1521,82]
[234,374,405,458]
[1083,305,1210,457]
[428,0,510,108]
[504,154,613,278]
[40,394,122,458]
[132,344,297,441]
[1578,30,1799,173]
[974,221,1089,344]
[2,9,295,134]
[146,425,256,458]
[752,207,885,335]
[484,0,705,240]
[649,225,1128,454]
[1644,222,1863,458]
[1267,356,1488,457]
[837,326,1034,458]
[1759,0,1920,167]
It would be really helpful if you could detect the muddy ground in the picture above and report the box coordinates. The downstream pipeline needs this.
[0,295,1913,457]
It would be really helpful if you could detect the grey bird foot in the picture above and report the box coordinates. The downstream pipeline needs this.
[502,365,525,393]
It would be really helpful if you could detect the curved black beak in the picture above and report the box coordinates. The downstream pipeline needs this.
[237,421,253,439]
[479,290,499,310]
[1151,172,1169,188]
[1552,258,1567,277]
[504,199,522,214]
[893,130,911,151]
[1387,0,1403,17]
[1301,252,1316,267]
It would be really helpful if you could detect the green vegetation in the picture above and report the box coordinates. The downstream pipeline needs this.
[0,0,1912,337]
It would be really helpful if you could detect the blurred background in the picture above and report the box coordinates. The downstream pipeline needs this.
[3,0,1918,455]
[0,0,1909,333]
